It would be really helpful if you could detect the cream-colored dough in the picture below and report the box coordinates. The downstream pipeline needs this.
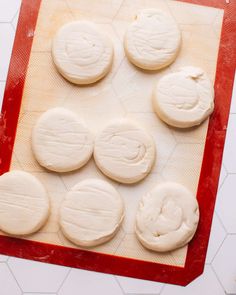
[0,171,50,236]
[124,9,181,70]
[60,179,124,247]
[135,182,199,252]
[153,67,214,128]
[32,107,94,173]
[52,21,113,84]
[94,119,156,184]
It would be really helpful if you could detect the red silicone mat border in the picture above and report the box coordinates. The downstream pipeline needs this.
[0,0,235,286]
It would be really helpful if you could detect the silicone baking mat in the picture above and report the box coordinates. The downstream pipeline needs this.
[0,0,235,286]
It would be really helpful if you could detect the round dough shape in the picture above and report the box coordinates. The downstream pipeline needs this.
[0,171,50,236]
[153,67,214,128]
[124,9,181,70]
[32,108,94,173]
[135,182,199,252]
[60,179,124,247]
[52,21,113,84]
[94,119,156,184]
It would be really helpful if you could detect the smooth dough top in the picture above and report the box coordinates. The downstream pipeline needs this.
[52,21,113,84]
[32,107,94,173]
[0,170,50,236]
[124,9,181,70]
[153,67,214,128]
[60,178,124,247]
[135,182,199,252]
[94,119,156,184]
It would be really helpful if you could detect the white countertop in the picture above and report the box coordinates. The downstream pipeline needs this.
[0,1,235,294]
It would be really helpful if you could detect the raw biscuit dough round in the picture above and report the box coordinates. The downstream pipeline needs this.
[52,21,113,84]
[94,119,156,184]
[0,171,50,236]
[153,67,214,128]
[135,182,199,252]
[124,9,181,70]
[60,179,124,247]
[32,107,94,173]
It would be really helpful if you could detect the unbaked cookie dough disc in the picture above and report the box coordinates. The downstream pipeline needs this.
[0,171,50,236]
[135,182,199,252]
[52,21,113,84]
[60,179,124,247]
[153,67,214,128]
[32,108,94,173]
[94,119,156,184]
[124,9,181,70]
